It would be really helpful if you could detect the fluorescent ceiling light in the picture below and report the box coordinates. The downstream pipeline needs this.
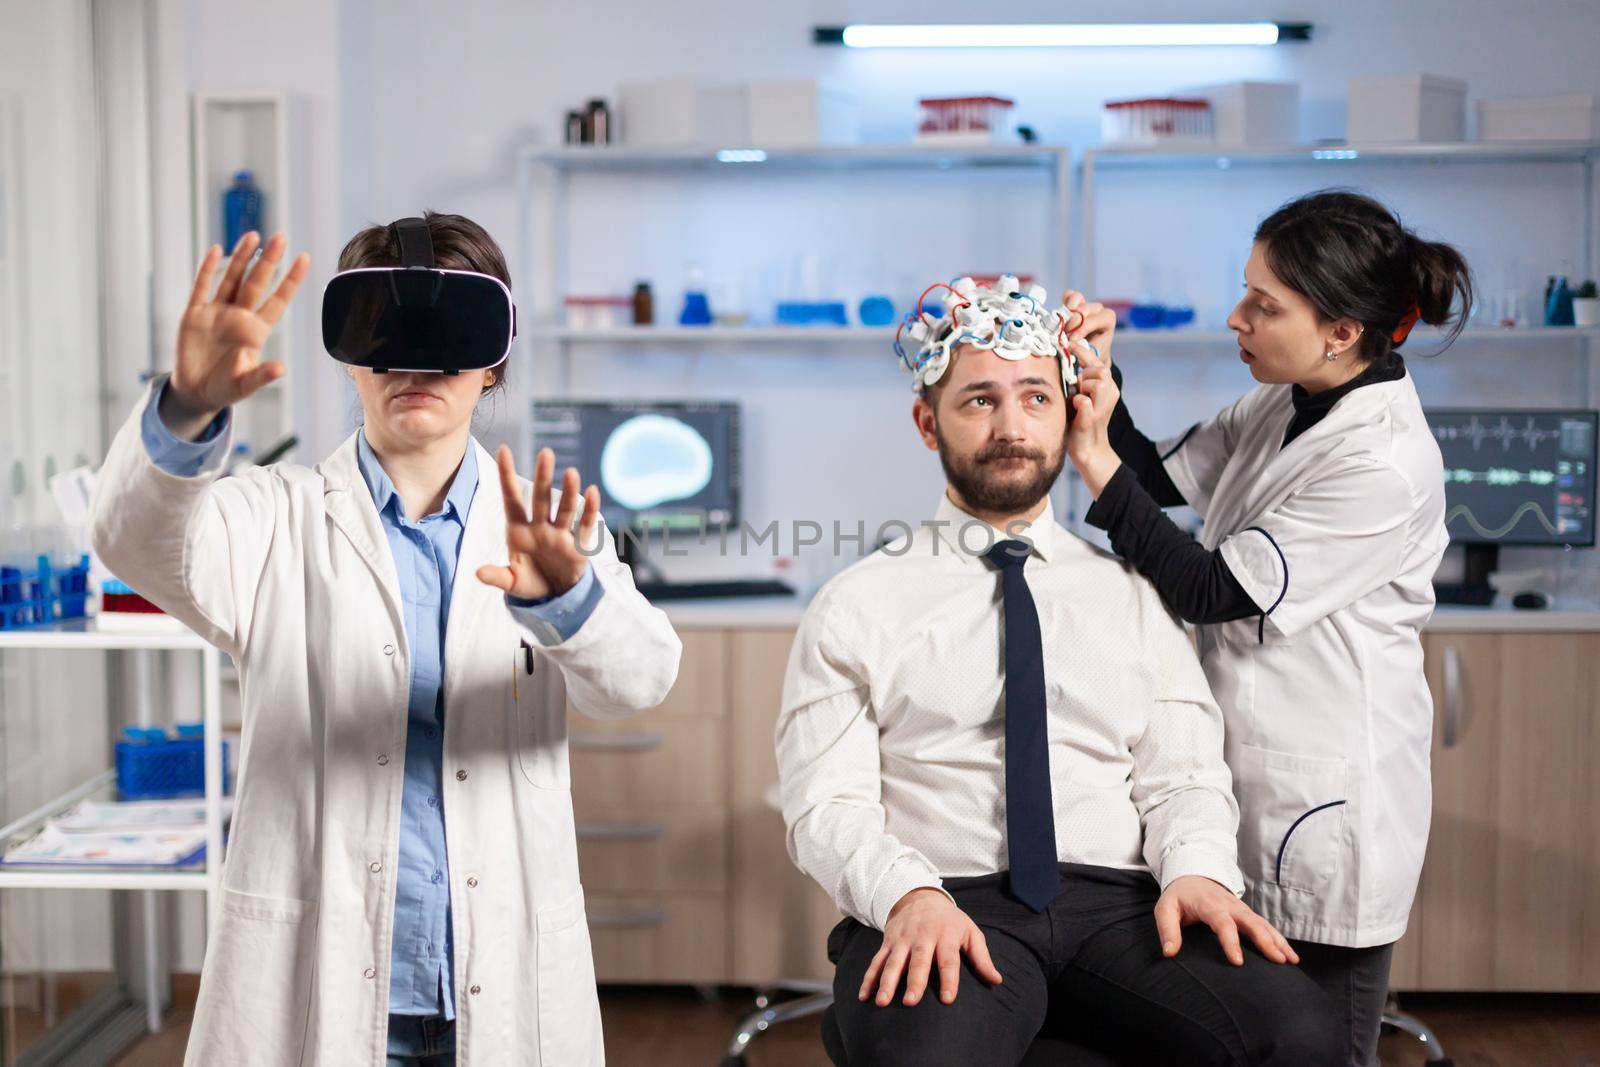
[816,23,1311,48]
[716,149,768,164]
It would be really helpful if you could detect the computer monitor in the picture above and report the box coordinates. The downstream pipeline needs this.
[530,400,741,535]
[1425,408,1597,603]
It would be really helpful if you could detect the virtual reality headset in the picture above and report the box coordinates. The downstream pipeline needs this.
[321,216,517,374]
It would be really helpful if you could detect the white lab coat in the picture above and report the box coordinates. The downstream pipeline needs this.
[89,383,682,1066]
[1160,373,1448,948]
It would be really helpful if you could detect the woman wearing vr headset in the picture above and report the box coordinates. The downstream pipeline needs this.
[89,214,682,1066]
[1057,191,1468,1067]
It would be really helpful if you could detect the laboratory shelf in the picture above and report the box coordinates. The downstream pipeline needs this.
[519,142,1066,172]
[0,617,226,897]
[1082,139,1600,169]
[532,324,896,343]
[2,616,228,1051]
[1109,326,1600,347]
[0,615,211,651]
[1079,139,1600,300]
[0,869,208,891]
[516,141,1073,403]
[0,769,213,891]
[535,324,1600,348]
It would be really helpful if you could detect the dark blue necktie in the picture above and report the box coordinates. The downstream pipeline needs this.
[984,538,1059,912]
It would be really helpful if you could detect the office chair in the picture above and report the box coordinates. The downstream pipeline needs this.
[722,793,1455,1064]
[1381,997,1454,1066]
[723,988,1456,1065]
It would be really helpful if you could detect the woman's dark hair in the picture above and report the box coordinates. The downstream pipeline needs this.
[336,211,513,395]
[1254,190,1474,365]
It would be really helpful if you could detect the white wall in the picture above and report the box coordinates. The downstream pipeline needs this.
[8,0,1597,979]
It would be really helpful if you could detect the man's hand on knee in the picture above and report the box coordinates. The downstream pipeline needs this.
[1153,876,1300,967]
[859,888,1004,1008]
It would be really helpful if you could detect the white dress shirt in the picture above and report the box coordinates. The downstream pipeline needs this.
[777,493,1244,931]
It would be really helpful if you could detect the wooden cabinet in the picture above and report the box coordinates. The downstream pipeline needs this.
[570,629,734,983]
[571,625,835,985]
[576,622,1600,993]
[1390,631,1600,992]
[729,629,840,985]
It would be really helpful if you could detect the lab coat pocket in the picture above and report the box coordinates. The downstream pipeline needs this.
[536,889,604,1066]
[514,654,572,791]
[192,889,318,1064]
[1233,743,1349,897]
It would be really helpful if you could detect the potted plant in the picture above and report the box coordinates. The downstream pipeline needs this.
[1576,279,1600,327]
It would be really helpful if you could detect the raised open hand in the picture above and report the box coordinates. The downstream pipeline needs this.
[164,232,310,434]
[476,446,602,601]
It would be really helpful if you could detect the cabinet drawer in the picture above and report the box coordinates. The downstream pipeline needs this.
[575,808,728,894]
[586,893,729,984]
[570,714,725,810]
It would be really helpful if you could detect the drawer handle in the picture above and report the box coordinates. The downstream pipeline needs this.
[570,732,665,752]
[588,910,665,929]
[1442,645,1462,749]
[576,822,667,840]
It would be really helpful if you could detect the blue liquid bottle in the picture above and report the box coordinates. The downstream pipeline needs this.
[679,265,712,326]
[223,170,263,249]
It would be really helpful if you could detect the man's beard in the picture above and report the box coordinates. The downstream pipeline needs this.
[934,423,1068,516]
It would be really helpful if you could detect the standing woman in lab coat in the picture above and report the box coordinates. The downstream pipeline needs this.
[90,218,682,1066]
[1059,190,1469,1067]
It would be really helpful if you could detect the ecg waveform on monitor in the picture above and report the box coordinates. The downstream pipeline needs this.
[1444,502,1562,540]
[1431,415,1564,452]
[1444,467,1557,486]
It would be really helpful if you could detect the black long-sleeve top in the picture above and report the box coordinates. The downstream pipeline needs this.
[1083,357,1407,625]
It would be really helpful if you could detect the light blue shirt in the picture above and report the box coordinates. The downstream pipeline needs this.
[140,375,604,1017]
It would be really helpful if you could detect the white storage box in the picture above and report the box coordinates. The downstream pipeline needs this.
[747,79,858,146]
[618,80,748,146]
[1187,81,1299,145]
[1348,74,1466,142]
[1477,94,1600,141]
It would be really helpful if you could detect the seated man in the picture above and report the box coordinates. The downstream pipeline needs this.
[776,277,1341,1066]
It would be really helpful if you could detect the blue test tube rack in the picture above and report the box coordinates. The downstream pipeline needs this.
[115,723,234,801]
[0,553,91,630]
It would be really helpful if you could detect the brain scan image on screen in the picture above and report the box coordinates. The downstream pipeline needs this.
[600,413,714,511]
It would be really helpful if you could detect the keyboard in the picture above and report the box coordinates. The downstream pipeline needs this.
[633,579,797,601]
[1432,581,1495,606]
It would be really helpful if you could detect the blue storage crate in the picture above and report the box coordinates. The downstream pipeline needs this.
[115,724,234,800]
[0,554,91,630]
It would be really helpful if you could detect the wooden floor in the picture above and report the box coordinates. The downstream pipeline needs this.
[4,978,1594,1065]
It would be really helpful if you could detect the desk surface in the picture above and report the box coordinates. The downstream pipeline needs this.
[9,599,1595,645]
[1425,606,1600,632]
[659,596,809,630]
[656,596,1600,633]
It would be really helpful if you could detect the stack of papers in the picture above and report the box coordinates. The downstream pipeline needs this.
[3,826,207,867]
[1,798,232,868]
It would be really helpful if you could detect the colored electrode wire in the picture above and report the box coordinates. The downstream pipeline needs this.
[897,275,1095,396]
